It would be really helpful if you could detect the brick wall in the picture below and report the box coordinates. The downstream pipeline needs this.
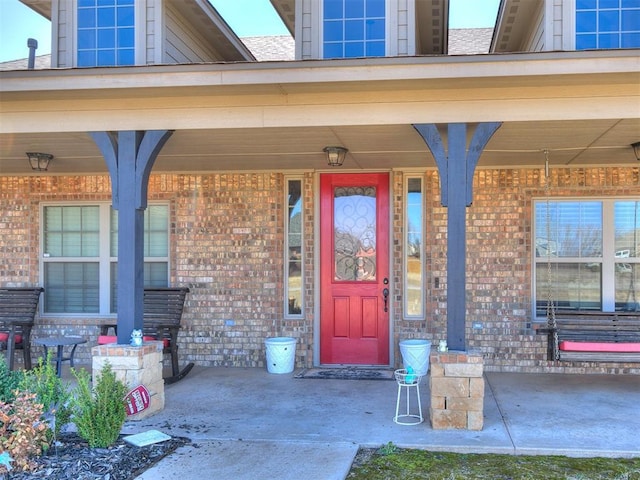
[1,167,639,374]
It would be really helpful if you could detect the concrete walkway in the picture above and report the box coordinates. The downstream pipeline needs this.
[125,368,639,479]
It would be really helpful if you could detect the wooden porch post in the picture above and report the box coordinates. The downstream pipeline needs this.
[413,123,500,351]
[90,130,173,344]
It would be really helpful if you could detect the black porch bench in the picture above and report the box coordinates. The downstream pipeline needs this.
[539,311,640,363]
[0,287,44,370]
[99,287,193,383]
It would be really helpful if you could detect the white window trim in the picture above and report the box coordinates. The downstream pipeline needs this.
[284,176,304,319]
[532,197,639,318]
[317,0,389,59]
[403,174,425,320]
[72,0,144,68]
[562,0,577,51]
[40,201,169,317]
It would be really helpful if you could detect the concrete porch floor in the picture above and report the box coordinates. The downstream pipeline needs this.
[51,364,639,479]
[76,366,640,480]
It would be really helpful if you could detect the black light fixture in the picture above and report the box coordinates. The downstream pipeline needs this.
[26,152,53,171]
[323,146,348,167]
[632,142,640,161]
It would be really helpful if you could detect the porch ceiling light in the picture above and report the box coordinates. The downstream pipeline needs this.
[632,142,640,161]
[26,152,53,171]
[323,146,348,167]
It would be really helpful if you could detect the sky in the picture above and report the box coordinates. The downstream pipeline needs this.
[0,0,500,63]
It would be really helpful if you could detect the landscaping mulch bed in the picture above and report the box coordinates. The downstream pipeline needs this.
[6,433,189,480]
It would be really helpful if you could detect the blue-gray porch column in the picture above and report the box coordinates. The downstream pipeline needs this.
[413,123,501,351]
[90,130,173,344]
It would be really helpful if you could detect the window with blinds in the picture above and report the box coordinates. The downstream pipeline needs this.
[534,199,639,316]
[42,203,169,315]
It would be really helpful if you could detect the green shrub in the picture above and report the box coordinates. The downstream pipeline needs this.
[72,363,128,448]
[0,357,26,403]
[20,353,72,438]
[0,390,49,474]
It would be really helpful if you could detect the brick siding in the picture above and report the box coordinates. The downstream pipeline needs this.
[1,167,638,374]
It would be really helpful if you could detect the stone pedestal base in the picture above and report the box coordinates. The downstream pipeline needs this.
[92,342,164,420]
[429,349,484,430]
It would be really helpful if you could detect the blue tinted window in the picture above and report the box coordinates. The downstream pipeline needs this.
[324,0,343,19]
[323,0,385,58]
[97,49,115,66]
[576,2,640,49]
[117,5,134,25]
[77,2,134,66]
[77,50,95,67]
[576,11,597,32]
[118,27,134,48]
[118,49,135,65]
[78,8,96,28]
[599,0,620,8]
[622,9,640,28]
[366,41,385,56]
[324,43,343,59]
[598,32,620,46]
[345,0,364,17]
[367,19,385,39]
[621,32,640,46]
[344,41,364,57]
[324,20,343,41]
[345,20,363,40]
[78,29,96,49]
[97,7,115,27]
[576,34,598,48]
[599,10,619,31]
[367,0,385,16]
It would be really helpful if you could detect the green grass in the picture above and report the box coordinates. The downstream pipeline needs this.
[347,447,640,480]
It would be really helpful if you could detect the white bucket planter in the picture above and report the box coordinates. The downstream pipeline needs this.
[399,339,432,376]
[265,337,296,374]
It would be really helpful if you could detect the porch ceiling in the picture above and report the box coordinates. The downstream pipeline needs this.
[1,51,638,175]
[1,118,638,175]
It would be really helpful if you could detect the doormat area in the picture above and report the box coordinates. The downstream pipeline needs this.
[294,367,395,380]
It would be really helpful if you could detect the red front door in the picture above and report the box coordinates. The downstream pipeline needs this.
[320,173,390,365]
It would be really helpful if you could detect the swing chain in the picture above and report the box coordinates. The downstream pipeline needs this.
[544,150,559,361]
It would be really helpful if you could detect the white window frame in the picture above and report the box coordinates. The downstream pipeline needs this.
[404,174,425,320]
[284,176,304,319]
[532,197,640,319]
[40,201,169,316]
[318,0,390,59]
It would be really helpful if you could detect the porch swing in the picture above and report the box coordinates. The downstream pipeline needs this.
[539,151,640,363]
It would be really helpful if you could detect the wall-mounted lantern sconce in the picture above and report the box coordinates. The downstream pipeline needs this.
[632,142,640,161]
[26,152,53,171]
[323,146,348,167]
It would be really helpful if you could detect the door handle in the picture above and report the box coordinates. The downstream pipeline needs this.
[382,287,389,312]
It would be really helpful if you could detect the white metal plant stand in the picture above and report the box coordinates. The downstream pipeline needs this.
[394,368,424,425]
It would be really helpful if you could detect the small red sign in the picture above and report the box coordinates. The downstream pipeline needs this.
[124,385,150,416]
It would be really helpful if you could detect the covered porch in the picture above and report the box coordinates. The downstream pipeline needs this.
[1,49,639,374]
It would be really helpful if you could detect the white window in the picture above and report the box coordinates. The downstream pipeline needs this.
[574,0,640,49]
[534,199,640,317]
[404,176,424,318]
[285,179,303,317]
[41,203,169,315]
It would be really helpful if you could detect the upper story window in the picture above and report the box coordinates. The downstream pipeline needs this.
[575,0,640,50]
[41,203,169,315]
[323,0,386,58]
[77,0,135,67]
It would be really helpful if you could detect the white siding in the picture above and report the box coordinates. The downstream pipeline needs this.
[52,0,72,68]
[523,1,545,51]
[164,3,213,63]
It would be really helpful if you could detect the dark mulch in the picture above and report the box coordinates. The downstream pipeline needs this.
[6,433,189,480]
